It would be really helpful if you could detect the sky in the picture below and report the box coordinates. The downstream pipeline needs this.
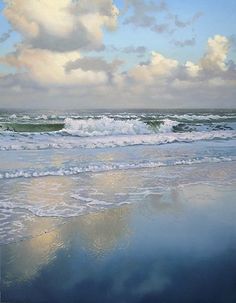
[0,0,235,109]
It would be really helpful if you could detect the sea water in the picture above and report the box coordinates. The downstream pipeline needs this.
[0,109,236,244]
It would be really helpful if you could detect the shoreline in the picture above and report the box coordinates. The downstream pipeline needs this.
[1,168,236,248]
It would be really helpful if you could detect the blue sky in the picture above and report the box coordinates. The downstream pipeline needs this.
[111,0,236,62]
[0,0,235,108]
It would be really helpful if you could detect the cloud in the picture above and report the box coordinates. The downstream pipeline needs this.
[122,1,202,37]
[200,35,230,72]
[180,35,231,78]
[106,45,148,56]
[123,0,167,28]
[128,51,179,83]
[185,61,202,77]
[2,47,108,86]
[0,29,12,43]
[0,0,121,87]
[65,57,123,73]
[173,11,203,28]
[173,37,196,47]
[122,46,147,56]
[0,0,235,113]
[113,34,236,107]
[4,0,119,52]
[151,23,169,34]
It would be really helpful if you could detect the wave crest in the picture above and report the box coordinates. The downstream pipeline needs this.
[63,117,177,137]
[63,117,152,136]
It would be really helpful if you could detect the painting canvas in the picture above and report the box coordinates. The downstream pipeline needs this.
[0,1,236,302]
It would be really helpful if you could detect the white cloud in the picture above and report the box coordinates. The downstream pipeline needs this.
[200,35,230,72]
[1,0,236,113]
[4,0,73,38]
[3,47,108,86]
[128,51,178,83]
[185,61,202,77]
[4,0,119,51]
[184,35,231,78]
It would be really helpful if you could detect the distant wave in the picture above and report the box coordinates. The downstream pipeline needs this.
[0,156,234,179]
[164,114,236,122]
[4,111,236,122]
[0,122,64,132]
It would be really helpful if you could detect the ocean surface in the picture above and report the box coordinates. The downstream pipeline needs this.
[0,109,236,245]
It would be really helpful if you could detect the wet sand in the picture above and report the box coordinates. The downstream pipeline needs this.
[1,182,236,303]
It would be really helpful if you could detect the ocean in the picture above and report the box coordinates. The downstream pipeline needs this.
[0,108,236,245]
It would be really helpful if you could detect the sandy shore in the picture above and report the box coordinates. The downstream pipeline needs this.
[1,181,236,303]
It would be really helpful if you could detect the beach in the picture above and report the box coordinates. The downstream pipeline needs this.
[0,109,236,302]
[1,178,236,303]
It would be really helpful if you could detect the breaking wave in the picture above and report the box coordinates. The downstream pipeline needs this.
[63,117,153,136]
[63,117,178,136]
[0,117,178,135]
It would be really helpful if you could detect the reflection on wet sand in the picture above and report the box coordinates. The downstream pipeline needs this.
[1,184,190,286]
[0,176,75,244]
[179,183,231,207]
[2,162,236,296]
[2,190,184,285]
[26,176,75,207]
[2,204,132,284]
[2,182,236,303]
[64,206,132,255]
[1,168,190,284]
[134,187,184,218]
[2,225,63,283]
[88,169,144,197]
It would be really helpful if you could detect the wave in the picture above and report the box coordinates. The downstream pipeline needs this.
[166,114,236,122]
[1,113,236,136]
[63,117,179,136]
[0,129,235,151]
[0,117,178,135]
[0,122,64,132]
[63,117,154,136]
[0,157,234,180]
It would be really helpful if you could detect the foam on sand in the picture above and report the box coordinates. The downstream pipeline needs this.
[0,156,234,179]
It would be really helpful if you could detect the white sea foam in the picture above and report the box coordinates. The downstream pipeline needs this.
[70,194,113,206]
[63,117,181,137]
[9,114,17,119]
[0,129,235,151]
[0,157,233,180]
[158,119,179,132]
[22,115,31,120]
[63,117,153,136]
[35,114,48,120]
[168,114,236,121]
